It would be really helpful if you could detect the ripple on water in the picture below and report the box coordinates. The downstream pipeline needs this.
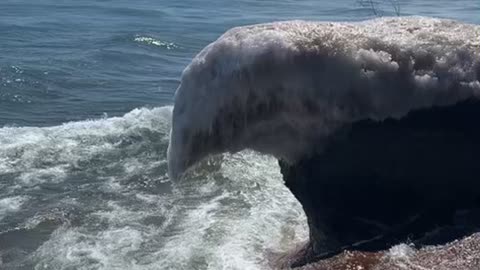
[134,36,178,50]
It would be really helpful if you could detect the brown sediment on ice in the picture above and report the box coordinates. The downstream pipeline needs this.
[272,233,480,270]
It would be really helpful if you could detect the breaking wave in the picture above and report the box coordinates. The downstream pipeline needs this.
[0,107,307,269]
[0,107,173,190]
[168,16,480,179]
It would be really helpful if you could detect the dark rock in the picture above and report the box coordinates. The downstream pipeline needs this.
[279,98,480,267]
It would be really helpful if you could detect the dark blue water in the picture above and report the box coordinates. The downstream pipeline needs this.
[2,0,478,127]
[0,1,479,269]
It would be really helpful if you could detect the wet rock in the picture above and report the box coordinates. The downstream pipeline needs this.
[273,233,480,269]
[279,99,480,267]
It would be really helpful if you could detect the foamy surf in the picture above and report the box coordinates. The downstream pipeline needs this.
[24,152,306,270]
[0,107,307,270]
[0,196,27,221]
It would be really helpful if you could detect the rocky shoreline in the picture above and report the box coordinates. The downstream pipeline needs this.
[272,233,480,269]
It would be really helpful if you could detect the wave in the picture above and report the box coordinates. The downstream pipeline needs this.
[167,16,480,180]
[22,150,307,270]
[0,106,172,190]
[0,107,308,269]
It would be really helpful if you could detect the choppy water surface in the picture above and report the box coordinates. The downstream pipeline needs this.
[1,1,479,269]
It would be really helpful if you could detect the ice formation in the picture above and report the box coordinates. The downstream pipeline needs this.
[168,16,480,180]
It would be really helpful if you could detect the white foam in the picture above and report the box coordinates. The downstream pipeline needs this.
[0,196,27,221]
[151,151,307,269]
[387,244,416,261]
[210,151,308,268]
[33,226,146,270]
[30,150,306,270]
[167,16,480,179]
[1,107,306,269]
[385,244,433,270]
[0,106,172,189]
[31,194,175,270]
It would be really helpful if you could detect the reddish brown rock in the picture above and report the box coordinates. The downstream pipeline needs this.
[273,233,480,270]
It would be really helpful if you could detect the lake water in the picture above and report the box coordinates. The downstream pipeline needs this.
[0,1,479,269]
